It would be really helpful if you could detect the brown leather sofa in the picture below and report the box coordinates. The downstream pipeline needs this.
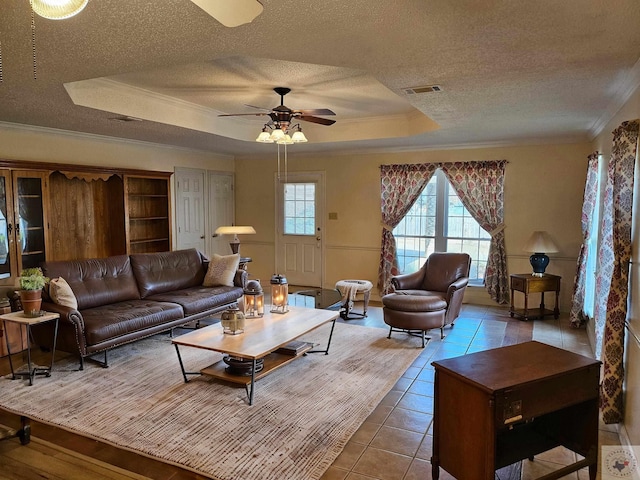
[382,252,471,346]
[32,248,247,369]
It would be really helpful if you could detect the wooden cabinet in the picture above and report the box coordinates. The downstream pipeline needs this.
[0,160,172,282]
[125,175,172,254]
[432,342,600,480]
[0,169,50,284]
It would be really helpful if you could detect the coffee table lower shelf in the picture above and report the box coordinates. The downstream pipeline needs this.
[201,342,315,385]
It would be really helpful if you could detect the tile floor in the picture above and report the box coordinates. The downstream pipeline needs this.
[320,303,620,480]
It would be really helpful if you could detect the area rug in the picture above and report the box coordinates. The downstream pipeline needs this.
[0,322,423,480]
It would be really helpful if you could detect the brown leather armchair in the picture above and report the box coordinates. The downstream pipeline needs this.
[382,252,471,346]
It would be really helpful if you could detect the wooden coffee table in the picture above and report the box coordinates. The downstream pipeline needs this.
[172,306,338,405]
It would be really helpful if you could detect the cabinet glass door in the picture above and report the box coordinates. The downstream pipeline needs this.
[15,174,47,270]
[0,172,14,279]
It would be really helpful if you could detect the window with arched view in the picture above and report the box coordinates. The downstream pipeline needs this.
[393,169,490,284]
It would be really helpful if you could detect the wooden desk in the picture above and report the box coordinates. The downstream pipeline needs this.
[510,273,560,320]
[431,341,600,480]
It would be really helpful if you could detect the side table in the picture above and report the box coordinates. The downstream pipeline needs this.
[0,311,60,386]
[510,273,560,320]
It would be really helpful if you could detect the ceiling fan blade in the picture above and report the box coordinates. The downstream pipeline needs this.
[189,0,263,28]
[217,112,269,117]
[296,108,336,116]
[244,104,273,112]
[298,115,337,126]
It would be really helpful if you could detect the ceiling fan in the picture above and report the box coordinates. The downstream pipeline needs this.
[219,87,337,133]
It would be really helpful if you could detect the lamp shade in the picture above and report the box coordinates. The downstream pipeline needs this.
[214,226,256,236]
[31,0,88,19]
[291,130,308,143]
[256,131,273,143]
[523,231,559,253]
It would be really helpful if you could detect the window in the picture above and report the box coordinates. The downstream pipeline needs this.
[583,155,604,318]
[393,169,490,283]
[283,183,315,235]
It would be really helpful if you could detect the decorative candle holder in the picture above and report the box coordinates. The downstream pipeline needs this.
[270,274,289,314]
[243,279,264,318]
[220,308,245,334]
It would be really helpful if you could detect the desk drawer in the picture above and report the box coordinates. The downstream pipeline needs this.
[495,364,599,427]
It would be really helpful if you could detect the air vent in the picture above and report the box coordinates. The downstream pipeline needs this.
[403,85,442,95]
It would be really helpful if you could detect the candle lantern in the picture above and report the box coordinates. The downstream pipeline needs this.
[270,273,289,314]
[243,279,264,318]
[220,308,245,335]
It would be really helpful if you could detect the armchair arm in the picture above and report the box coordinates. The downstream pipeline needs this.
[391,269,426,291]
[446,277,469,301]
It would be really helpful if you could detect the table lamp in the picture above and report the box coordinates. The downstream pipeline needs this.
[523,231,559,277]
[214,225,256,254]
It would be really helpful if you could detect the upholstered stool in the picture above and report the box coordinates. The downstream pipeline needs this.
[335,279,373,320]
[382,293,448,347]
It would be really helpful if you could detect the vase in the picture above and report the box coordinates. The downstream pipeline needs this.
[19,289,42,316]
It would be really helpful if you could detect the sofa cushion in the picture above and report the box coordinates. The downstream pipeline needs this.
[203,253,240,287]
[147,285,243,316]
[42,255,140,310]
[80,300,184,346]
[131,249,206,298]
[49,277,78,309]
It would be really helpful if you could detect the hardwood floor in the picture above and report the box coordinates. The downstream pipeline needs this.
[0,303,599,480]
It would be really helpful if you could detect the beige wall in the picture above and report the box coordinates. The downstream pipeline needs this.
[235,142,591,311]
[591,87,640,446]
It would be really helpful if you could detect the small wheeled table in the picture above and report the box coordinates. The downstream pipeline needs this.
[0,311,60,386]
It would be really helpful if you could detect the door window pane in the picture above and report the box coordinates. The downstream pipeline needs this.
[283,183,315,235]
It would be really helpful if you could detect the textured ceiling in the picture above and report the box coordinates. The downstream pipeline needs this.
[0,0,639,157]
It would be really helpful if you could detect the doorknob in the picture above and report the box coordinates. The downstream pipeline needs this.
[200,235,205,239]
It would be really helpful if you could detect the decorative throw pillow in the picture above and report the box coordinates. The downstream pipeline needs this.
[203,253,240,287]
[49,277,78,310]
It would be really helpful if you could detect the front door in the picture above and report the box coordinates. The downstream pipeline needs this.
[275,172,324,287]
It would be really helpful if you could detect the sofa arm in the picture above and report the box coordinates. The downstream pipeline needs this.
[234,269,248,289]
[391,269,425,291]
[38,301,87,356]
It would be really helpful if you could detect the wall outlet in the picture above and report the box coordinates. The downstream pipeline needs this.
[329,212,338,220]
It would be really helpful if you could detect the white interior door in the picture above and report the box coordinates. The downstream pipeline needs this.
[276,172,324,287]
[175,168,206,252]
[208,172,235,256]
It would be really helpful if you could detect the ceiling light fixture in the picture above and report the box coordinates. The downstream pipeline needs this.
[256,123,307,183]
[31,0,89,20]
[255,123,308,144]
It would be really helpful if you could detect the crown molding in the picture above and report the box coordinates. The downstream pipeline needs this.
[589,56,640,140]
[0,121,235,160]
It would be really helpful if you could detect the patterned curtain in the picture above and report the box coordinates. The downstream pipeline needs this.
[595,120,638,424]
[378,164,438,295]
[569,153,600,328]
[440,160,509,304]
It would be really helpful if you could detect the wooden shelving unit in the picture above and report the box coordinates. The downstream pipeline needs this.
[125,175,172,254]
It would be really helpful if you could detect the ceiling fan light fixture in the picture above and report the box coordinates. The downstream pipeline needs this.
[31,0,89,20]
[277,134,294,145]
[256,130,273,143]
[270,128,285,142]
[291,130,308,143]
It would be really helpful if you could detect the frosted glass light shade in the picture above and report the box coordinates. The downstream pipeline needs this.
[256,131,273,143]
[277,134,294,145]
[269,129,285,141]
[31,0,89,20]
[291,131,308,143]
